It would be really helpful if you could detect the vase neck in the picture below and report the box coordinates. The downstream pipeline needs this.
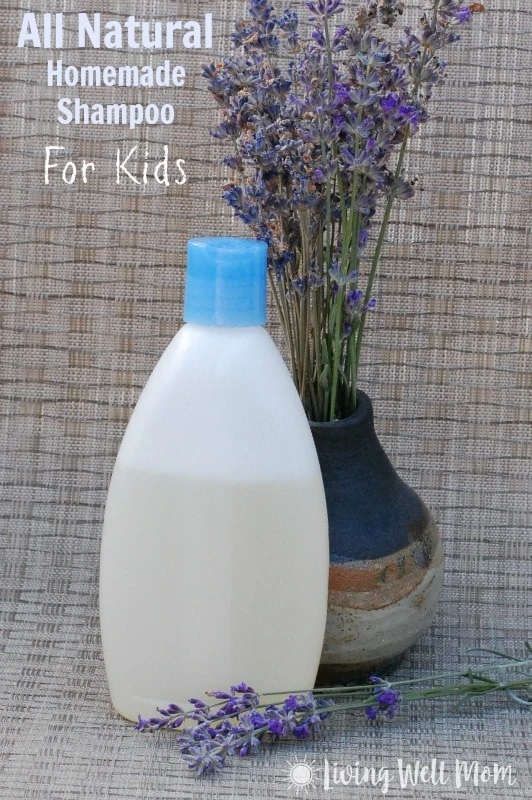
[310,390,375,438]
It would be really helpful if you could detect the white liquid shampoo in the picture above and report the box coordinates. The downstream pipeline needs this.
[99,237,329,721]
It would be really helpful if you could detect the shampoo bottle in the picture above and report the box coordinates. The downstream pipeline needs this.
[99,237,329,721]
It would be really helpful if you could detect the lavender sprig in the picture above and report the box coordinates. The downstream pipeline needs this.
[203,0,484,421]
[136,647,532,777]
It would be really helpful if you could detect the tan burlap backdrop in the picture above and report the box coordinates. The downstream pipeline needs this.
[1,1,530,798]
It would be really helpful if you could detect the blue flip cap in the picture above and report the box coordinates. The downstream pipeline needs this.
[184,237,267,327]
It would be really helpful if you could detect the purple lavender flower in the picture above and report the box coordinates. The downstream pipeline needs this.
[267,718,284,737]
[381,92,401,114]
[357,229,369,250]
[202,0,479,421]
[342,321,353,339]
[311,28,326,47]
[329,265,358,286]
[376,688,401,707]
[455,7,472,23]
[333,82,351,105]
[365,678,402,721]
[249,710,267,726]
[308,270,325,289]
[346,287,363,307]
[292,276,308,296]
[365,705,379,720]
[175,685,337,774]
[278,9,299,49]
[307,0,345,21]
[189,698,209,708]
[236,714,263,752]
[283,694,299,712]
[293,722,311,740]
[180,740,226,776]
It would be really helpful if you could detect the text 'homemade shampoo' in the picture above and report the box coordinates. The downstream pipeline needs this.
[99,237,329,721]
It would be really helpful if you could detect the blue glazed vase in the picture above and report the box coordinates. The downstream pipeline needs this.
[310,391,443,683]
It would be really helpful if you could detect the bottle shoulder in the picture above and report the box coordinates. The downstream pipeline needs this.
[169,322,284,365]
[146,323,296,406]
[115,324,320,480]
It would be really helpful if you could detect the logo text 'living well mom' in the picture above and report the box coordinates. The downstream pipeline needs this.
[323,758,517,794]
[284,757,518,794]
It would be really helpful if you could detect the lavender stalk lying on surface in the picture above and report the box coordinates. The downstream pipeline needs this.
[135,647,532,776]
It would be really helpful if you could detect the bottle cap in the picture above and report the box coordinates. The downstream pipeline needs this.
[184,237,268,327]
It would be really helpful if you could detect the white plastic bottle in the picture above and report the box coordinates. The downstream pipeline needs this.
[99,237,329,721]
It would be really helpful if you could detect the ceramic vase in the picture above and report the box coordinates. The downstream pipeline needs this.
[310,391,444,683]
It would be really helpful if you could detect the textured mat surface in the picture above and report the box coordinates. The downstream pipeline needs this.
[1,1,531,797]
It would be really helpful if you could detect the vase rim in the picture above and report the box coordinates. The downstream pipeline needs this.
[309,389,373,428]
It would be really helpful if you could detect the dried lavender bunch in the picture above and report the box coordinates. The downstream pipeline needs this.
[203,0,484,421]
[136,647,531,777]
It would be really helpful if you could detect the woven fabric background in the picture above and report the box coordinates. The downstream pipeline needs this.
[1,1,530,798]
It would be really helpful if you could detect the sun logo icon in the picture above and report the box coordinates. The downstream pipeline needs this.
[283,757,320,794]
